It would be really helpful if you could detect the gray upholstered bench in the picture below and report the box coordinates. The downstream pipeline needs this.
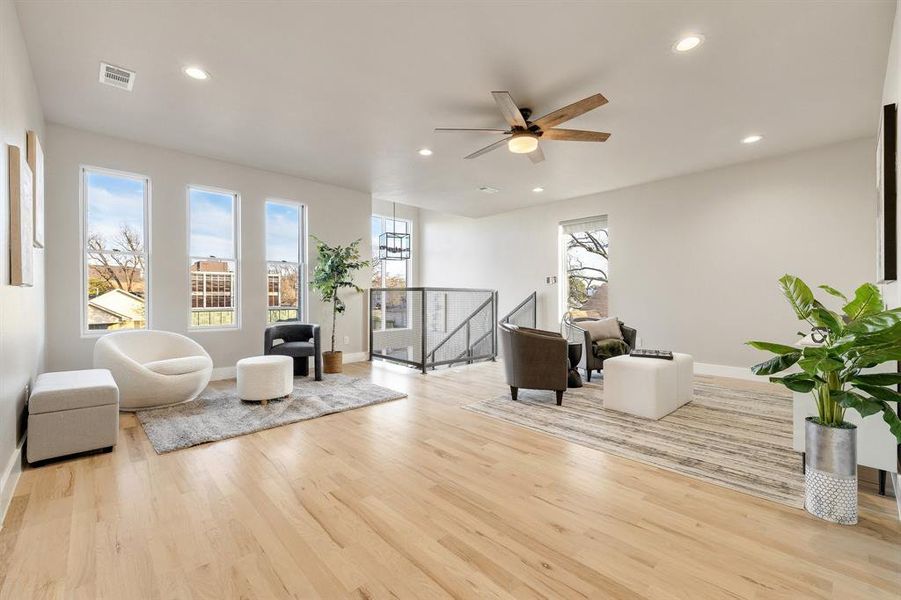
[27,369,119,464]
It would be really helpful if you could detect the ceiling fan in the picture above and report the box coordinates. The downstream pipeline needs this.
[436,91,610,163]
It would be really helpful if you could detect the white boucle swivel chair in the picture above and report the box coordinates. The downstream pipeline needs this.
[94,330,213,410]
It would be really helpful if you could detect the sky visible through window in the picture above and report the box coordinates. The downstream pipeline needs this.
[86,172,145,250]
[266,202,300,262]
[190,188,235,258]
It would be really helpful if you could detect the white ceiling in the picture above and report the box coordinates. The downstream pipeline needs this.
[16,1,896,217]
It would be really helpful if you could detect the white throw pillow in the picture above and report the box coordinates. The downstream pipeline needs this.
[581,317,623,342]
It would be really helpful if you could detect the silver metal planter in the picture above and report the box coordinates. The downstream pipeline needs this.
[804,417,857,525]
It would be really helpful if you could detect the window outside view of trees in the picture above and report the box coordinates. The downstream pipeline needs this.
[189,187,238,328]
[563,217,608,316]
[265,201,304,323]
[371,215,410,330]
[83,168,149,332]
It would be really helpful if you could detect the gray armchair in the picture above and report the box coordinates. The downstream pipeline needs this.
[563,315,636,382]
[264,322,322,380]
[499,322,568,405]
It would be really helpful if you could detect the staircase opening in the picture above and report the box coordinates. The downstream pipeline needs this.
[369,287,497,373]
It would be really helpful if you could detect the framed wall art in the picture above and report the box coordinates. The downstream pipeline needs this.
[8,145,34,286]
[876,103,898,283]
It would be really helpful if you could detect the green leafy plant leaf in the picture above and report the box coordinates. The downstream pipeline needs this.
[882,408,901,441]
[751,352,800,375]
[810,304,843,336]
[842,283,883,321]
[779,274,814,320]
[769,373,816,392]
[834,390,884,417]
[853,383,901,403]
[844,307,901,335]
[818,285,848,302]
[850,372,901,386]
[746,341,798,355]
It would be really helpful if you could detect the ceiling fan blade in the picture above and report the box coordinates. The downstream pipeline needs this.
[541,129,610,142]
[533,93,608,130]
[528,144,545,164]
[491,91,528,129]
[464,138,509,159]
[435,128,509,133]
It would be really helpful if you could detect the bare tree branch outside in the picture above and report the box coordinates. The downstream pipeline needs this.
[566,228,608,313]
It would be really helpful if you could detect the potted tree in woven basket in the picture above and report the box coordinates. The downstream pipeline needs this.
[748,275,901,524]
[310,237,369,374]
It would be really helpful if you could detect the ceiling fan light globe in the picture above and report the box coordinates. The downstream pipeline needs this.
[508,134,539,154]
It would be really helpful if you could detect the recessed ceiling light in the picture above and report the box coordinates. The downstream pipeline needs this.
[741,134,763,144]
[183,66,210,80]
[673,34,704,53]
[418,148,433,156]
[532,187,544,193]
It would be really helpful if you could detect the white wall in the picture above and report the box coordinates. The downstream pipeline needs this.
[44,125,372,372]
[0,0,45,514]
[420,139,875,369]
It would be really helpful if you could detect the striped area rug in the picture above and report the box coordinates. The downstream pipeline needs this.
[464,379,804,507]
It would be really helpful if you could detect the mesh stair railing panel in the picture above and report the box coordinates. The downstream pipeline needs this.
[369,287,497,372]
[500,291,537,329]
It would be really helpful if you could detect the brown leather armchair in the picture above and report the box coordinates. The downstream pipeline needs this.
[498,322,568,405]
[562,314,637,382]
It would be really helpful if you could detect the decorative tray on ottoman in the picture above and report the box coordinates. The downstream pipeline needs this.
[630,349,674,360]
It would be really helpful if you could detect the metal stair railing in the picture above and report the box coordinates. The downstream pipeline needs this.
[500,291,537,328]
[369,287,498,373]
[428,295,495,370]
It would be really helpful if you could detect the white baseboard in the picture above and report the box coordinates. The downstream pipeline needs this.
[0,436,25,531]
[343,351,368,364]
[694,362,757,382]
[210,366,237,381]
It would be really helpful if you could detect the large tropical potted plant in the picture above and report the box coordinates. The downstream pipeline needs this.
[748,275,901,524]
[310,237,369,373]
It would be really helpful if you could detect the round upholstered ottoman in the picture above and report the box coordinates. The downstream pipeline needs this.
[236,355,293,404]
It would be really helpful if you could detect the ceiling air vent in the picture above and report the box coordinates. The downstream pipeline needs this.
[98,62,135,91]
[478,186,500,194]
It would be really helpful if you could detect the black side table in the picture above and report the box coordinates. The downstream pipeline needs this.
[567,343,583,388]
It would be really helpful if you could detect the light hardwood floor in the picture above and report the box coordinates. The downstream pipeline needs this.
[1,361,898,599]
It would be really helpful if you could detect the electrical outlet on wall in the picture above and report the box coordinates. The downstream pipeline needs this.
[343,335,350,346]
[545,275,558,284]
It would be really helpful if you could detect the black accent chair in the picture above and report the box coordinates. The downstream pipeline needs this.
[562,314,637,382]
[264,323,322,380]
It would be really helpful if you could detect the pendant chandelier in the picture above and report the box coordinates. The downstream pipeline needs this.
[378,202,411,261]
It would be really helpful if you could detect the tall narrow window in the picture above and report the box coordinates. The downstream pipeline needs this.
[370,215,410,330]
[561,216,608,316]
[265,200,304,323]
[189,186,239,328]
[82,167,150,333]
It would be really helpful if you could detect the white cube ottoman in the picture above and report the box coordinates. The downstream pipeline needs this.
[237,355,293,403]
[603,353,693,420]
[27,369,119,463]
[672,352,694,403]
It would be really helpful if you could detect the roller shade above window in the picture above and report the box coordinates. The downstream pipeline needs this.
[560,215,608,234]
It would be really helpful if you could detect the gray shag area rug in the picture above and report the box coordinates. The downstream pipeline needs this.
[136,374,406,454]
[464,380,803,507]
